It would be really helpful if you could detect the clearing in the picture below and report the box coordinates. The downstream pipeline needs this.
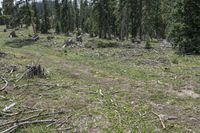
[0,26,200,132]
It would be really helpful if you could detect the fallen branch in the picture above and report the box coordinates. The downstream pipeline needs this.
[2,103,16,112]
[152,111,166,129]
[0,111,66,128]
[1,119,55,133]
[0,76,8,91]
[15,82,70,89]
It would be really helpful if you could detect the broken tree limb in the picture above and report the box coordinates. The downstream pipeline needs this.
[1,119,55,133]
[2,103,16,112]
[152,111,166,129]
[0,76,8,91]
[14,82,70,89]
[0,110,67,128]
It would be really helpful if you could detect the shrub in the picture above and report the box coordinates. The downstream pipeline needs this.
[170,0,200,54]
[171,58,179,64]
[145,41,152,49]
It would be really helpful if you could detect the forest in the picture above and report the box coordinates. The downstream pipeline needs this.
[0,0,200,132]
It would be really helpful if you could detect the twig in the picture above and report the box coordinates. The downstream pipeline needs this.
[1,119,55,133]
[15,69,29,82]
[55,115,72,128]
[152,111,166,129]
[0,76,8,91]
[2,103,16,112]
[53,127,73,132]
[0,111,66,128]
[15,83,70,89]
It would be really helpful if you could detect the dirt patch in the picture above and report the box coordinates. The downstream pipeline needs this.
[150,102,200,130]
[138,59,160,66]
[177,90,199,98]
[164,82,200,98]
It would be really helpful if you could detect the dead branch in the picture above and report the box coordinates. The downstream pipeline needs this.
[14,82,70,89]
[0,76,8,91]
[2,103,16,112]
[15,69,29,82]
[1,119,55,133]
[55,115,72,128]
[0,111,66,128]
[152,111,166,129]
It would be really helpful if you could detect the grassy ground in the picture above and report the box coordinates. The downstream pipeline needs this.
[0,26,200,133]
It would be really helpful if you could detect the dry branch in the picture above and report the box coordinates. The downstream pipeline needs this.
[14,82,70,89]
[0,110,67,128]
[1,119,55,133]
[0,76,8,91]
[2,103,16,112]
[152,111,166,129]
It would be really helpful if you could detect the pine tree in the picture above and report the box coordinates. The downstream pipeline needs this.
[41,0,50,33]
[32,0,40,32]
[2,0,14,27]
[55,0,61,33]
[73,0,79,29]
[61,0,68,33]
[129,0,139,40]
[93,0,117,39]
[171,0,200,54]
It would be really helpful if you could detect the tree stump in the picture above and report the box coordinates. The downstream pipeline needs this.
[9,31,18,38]
[25,65,45,78]
[63,39,74,48]
[32,34,39,41]
[0,51,7,57]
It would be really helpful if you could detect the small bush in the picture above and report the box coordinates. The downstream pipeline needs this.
[171,58,179,64]
[145,41,152,49]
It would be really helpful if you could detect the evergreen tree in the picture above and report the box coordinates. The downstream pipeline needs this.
[55,0,61,33]
[171,0,200,54]
[61,0,70,33]
[129,0,139,40]
[41,0,50,33]
[93,0,117,39]
[2,0,14,27]
[73,0,79,29]
[32,0,40,32]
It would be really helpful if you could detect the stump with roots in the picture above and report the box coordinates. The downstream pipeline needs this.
[25,65,45,78]
[9,31,18,38]
[0,51,7,57]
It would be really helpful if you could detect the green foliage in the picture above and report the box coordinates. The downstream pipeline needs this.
[0,15,9,25]
[32,0,40,32]
[41,0,50,33]
[61,0,72,33]
[170,0,200,54]
[55,0,61,33]
[145,40,152,49]
[92,0,117,39]
[171,58,179,64]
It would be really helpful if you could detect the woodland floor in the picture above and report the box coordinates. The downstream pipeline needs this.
[0,26,200,133]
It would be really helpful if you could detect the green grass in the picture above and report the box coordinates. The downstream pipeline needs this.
[0,25,200,132]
